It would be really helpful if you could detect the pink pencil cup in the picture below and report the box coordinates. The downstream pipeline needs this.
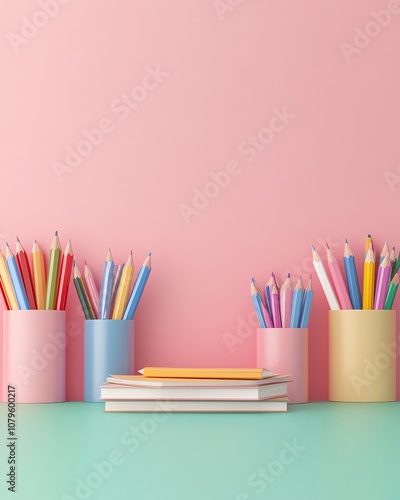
[257,328,308,404]
[2,310,66,403]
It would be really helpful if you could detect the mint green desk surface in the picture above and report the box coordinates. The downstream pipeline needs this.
[1,402,399,500]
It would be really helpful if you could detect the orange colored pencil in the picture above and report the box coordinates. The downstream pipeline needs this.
[32,240,46,309]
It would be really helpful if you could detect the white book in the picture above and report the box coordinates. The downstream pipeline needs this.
[104,399,288,413]
[100,382,287,401]
[106,374,290,388]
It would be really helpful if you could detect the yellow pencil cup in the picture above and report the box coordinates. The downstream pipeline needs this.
[329,310,396,402]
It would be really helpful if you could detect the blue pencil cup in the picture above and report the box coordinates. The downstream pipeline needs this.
[84,319,135,402]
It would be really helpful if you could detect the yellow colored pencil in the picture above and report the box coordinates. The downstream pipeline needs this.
[138,367,275,380]
[32,240,47,309]
[0,250,19,310]
[365,234,373,256]
[363,243,375,309]
[112,252,134,319]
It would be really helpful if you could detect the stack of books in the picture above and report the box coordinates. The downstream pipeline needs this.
[100,367,290,413]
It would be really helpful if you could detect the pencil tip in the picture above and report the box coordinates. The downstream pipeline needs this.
[149,252,151,256]
[326,242,330,249]
[84,260,87,265]
[345,238,348,243]
[16,236,20,242]
[55,230,58,236]
[311,244,315,250]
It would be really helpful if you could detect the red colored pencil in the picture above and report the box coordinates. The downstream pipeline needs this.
[16,237,37,309]
[55,239,74,310]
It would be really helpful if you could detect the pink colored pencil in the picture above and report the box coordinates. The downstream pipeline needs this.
[83,261,99,318]
[327,244,352,309]
[374,254,392,309]
[280,274,293,328]
[270,282,282,328]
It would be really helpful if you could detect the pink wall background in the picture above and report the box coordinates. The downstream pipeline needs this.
[1,0,400,401]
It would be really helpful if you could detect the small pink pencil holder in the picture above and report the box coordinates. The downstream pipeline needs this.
[2,310,66,403]
[257,328,308,404]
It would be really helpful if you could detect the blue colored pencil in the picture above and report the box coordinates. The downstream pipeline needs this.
[123,254,152,320]
[343,239,362,310]
[251,281,266,328]
[265,275,274,319]
[98,249,114,319]
[5,242,30,310]
[290,277,304,328]
[299,276,313,328]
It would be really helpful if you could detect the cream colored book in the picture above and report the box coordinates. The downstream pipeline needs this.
[107,374,290,387]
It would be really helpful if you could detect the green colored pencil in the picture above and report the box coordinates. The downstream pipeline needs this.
[384,272,399,310]
[45,231,62,309]
[73,262,95,319]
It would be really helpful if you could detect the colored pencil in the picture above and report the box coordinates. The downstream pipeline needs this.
[110,264,124,315]
[265,275,274,319]
[98,249,114,319]
[299,276,313,328]
[0,277,10,310]
[395,250,400,275]
[384,272,399,310]
[123,253,152,320]
[365,234,373,257]
[326,244,352,309]
[55,239,74,310]
[73,262,95,320]
[290,276,304,328]
[45,231,62,310]
[5,242,30,310]
[343,239,362,310]
[390,247,396,279]
[112,252,134,319]
[312,245,340,310]
[374,253,391,309]
[280,274,293,328]
[251,281,266,328]
[270,282,281,327]
[16,237,36,309]
[32,240,46,309]
[138,367,275,380]
[379,241,389,265]
[0,250,19,310]
[362,243,375,310]
[83,261,99,318]
[251,277,273,328]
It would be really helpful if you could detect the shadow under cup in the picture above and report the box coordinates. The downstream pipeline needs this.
[84,319,135,402]
[2,310,66,403]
